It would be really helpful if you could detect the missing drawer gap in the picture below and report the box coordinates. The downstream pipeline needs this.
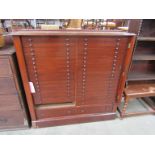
[35,102,76,109]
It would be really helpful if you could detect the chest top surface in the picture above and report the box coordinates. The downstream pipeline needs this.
[11,30,135,37]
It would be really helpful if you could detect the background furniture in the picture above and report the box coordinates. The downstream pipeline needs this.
[0,46,29,130]
[118,19,155,117]
[0,19,130,31]
[118,81,155,118]
[128,19,155,81]
[13,30,135,128]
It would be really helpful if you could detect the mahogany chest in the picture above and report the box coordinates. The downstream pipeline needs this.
[0,46,29,130]
[12,30,135,128]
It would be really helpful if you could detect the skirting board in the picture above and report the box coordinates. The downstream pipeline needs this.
[32,112,116,128]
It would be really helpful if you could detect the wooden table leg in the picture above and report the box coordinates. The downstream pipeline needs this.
[121,96,129,118]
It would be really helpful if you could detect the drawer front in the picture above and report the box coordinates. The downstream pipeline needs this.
[0,94,21,111]
[0,58,12,77]
[0,77,17,94]
[0,110,26,129]
[76,37,129,106]
[36,104,112,119]
[22,36,76,105]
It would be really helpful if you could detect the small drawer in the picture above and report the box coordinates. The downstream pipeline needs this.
[0,77,17,95]
[0,94,21,111]
[0,110,26,129]
[36,104,112,119]
[0,58,12,77]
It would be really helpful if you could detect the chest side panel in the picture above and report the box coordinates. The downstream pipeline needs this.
[21,36,76,105]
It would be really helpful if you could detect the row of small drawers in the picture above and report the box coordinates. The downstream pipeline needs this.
[0,58,13,77]
[0,53,28,129]
[0,57,22,112]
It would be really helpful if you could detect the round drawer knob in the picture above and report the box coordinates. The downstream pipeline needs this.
[84,52,87,55]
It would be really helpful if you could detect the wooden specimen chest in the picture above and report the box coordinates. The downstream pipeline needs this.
[12,30,135,128]
[0,46,29,130]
